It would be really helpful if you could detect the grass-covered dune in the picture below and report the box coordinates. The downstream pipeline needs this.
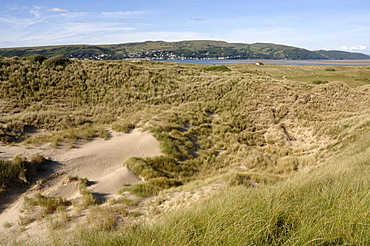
[1,55,370,245]
[50,135,370,245]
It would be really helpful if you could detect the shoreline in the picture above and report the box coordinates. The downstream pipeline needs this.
[159,59,370,66]
[215,59,370,65]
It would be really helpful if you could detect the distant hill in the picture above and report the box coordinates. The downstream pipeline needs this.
[315,50,370,60]
[1,40,369,60]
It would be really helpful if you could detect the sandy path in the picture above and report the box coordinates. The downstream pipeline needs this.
[0,129,161,234]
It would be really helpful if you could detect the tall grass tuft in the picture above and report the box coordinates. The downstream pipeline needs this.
[22,193,71,218]
[119,183,160,197]
[0,156,27,192]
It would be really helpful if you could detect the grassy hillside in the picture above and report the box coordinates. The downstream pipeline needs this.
[0,45,113,59]
[1,57,370,244]
[1,41,369,60]
[46,135,370,245]
[316,49,370,60]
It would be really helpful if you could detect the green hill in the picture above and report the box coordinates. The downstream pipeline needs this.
[0,40,369,60]
[315,49,370,59]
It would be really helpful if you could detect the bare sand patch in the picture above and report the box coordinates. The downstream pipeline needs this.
[0,129,161,234]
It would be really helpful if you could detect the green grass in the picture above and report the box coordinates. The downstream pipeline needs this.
[111,120,134,133]
[246,64,370,87]
[22,193,71,218]
[294,76,370,87]
[202,65,231,72]
[119,183,160,197]
[107,196,141,206]
[74,176,98,208]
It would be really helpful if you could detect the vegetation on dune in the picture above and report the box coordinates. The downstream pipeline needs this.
[1,56,370,190]
[0,155,49,193]
[22,193,71,217]
[15,132,370,245]
[114,143,370,245]
[252,64,370,87]
[1,56,370,244]
[202,65,231,72]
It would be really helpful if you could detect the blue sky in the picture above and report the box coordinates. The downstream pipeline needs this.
[1,0,370,54]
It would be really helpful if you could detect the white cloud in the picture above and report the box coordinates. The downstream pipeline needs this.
[341,45,367,51]
[63,22,137,34]
[30,6,42,18]
[0,29,208,48]
[48,8,69,13]
[111,31,209,43]
[0,15,46,27]
[101,11,150,18]
[340,45,370,55]
[191,18,204,21]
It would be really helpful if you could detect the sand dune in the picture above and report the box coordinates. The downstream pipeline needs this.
[0,129,161,233]
[89,166,142,199]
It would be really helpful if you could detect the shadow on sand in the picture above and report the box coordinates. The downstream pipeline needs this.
[0,159,63,213]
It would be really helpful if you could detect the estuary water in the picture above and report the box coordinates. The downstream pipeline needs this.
[156,59,370,66]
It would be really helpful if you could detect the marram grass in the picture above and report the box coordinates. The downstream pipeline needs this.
[14,133,370,245]
[2,58,370,245]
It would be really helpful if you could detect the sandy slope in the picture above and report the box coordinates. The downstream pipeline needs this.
[0,129,161,234]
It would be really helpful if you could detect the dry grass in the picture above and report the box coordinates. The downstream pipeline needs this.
[0,154,49,194]
[2,58,370,245]
[63,176,97,208]
[42,131,370,245]
[22,193,71,216]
